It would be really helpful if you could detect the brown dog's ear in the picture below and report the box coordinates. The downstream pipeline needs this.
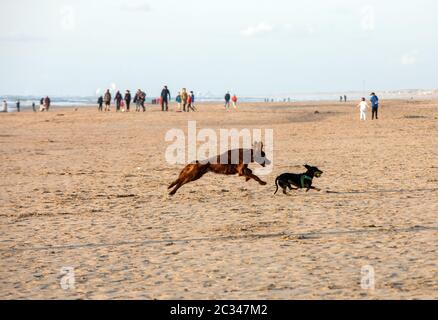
[253,141,264,150]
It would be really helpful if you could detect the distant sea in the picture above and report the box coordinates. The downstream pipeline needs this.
[1,90,436,112]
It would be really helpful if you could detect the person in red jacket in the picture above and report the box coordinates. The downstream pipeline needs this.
[187,93,195,112]
[231,94,237,109]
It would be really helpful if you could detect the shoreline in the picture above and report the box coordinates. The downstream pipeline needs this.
[1,98,437,113]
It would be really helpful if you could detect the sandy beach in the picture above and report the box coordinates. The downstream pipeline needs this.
[0,99,437,299]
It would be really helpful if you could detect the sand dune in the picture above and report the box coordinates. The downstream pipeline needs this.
[0,100,437,299]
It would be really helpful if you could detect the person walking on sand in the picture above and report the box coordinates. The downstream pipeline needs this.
[16,100,20,112]
[133,89,140,112]
[39,98,45,112]
[224,92,231,109]
[134,89,146,112]
[187,92,196,112]
[2,100,7,112]
[32,102,36,112]
[344,95,347,103]
[175,92,182,112]
[231,94,237,109]
[133,90,138,111]
[189,91,197,111]
[124,90,131,112]
[140,90,146,112]
[114,90,123,112]
[97,96,103,111]
[44,96,51,111]
[103,89,111,111]
[357,97,369,121]
[160,85,171,111]
[370,92,379,120]
[181,88,188,112]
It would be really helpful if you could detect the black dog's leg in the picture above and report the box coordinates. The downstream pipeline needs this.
[306,186,321,192]
[282,186,288,194]
[276,180,289,195]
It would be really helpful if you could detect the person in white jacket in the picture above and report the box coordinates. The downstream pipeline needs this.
[2,100,7,112]
[357,97,369,120]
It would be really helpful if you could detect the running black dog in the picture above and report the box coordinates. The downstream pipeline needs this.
[274,165,323,195]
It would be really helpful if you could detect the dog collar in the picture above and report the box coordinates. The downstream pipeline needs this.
[301,175,312,188]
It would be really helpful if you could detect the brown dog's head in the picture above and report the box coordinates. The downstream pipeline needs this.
[253,142,271,167]
[304,164,323,177]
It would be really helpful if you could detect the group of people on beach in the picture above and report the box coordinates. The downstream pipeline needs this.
[1,96,51,112]
[96,85,239,113]
[97,89,147,112]
[1,91,379,119]
[38,96,51,112]
[175,88,196,112]
[224,92,238,110]
[357,92,379,120]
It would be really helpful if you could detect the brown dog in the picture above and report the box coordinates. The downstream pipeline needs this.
[168,142,270,195]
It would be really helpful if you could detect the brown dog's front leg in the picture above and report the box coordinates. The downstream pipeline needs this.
[244,168,267,185]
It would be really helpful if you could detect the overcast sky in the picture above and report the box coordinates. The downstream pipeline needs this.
[0,0,437,96]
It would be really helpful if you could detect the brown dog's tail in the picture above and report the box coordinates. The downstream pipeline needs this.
[274,177,279,195]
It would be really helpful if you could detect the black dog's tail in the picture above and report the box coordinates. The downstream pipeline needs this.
[274,177,279,195]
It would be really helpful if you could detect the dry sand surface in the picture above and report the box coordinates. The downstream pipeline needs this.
[0,100,437,299]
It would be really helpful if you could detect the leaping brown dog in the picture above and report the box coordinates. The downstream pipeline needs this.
[168,142,271,195]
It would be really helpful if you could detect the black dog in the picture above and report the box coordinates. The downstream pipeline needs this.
[274,165,323,195]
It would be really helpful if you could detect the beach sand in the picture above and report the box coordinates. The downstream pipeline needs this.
[0,100,437,299]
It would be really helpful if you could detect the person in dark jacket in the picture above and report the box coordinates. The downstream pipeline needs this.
[160,85,171,111]
[97,96,103,111]
[16,100,20,112]
[370,92,379,120]
[140,90,146,112]
[114,91,123,111]
[103,90,111,111]
[224,92,231,109]
[44,96,51,111]
[124,90,132,112]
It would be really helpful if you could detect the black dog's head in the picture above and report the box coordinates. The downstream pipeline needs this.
[304,164,323,178]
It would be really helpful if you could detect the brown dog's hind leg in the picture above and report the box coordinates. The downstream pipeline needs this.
[168,163,210,195]
[168,179,180,189]
[169,182,183,196]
